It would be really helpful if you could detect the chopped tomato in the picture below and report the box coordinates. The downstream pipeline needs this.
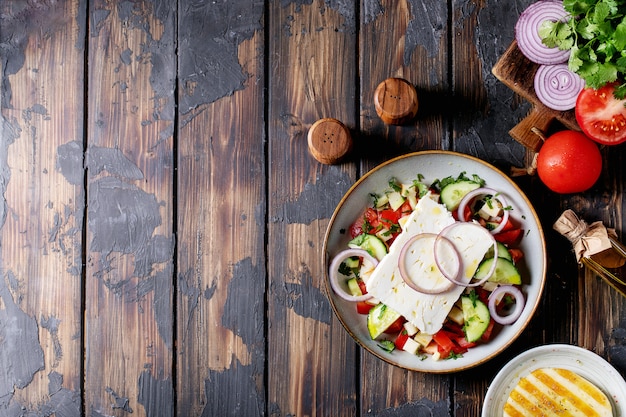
[480,319,496,342]
[498,217,517,232]
[452,203,472,221]
[397,200,413,217]
[379,209,401,226]
[575,83,626,146]
[349,216,364,238]
[384,316,406,334]
[364,208,380,230]
[454,336,477,349]
[395,330,410,350]
[356,301,374,315]
[433,330,456,358]
[494,228,523,246]
[357,280,367,295]
[508,248,524,264]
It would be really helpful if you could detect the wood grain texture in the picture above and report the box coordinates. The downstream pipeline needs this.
[267,1,358,415]
[0,0,84,412]
[85,1,175,415]
[175,1,266,416]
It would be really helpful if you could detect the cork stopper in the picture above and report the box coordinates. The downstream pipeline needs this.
[374,78,419,125]
[307,118,352,164]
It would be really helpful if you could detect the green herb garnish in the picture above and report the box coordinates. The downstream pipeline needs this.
[539,0,626,99]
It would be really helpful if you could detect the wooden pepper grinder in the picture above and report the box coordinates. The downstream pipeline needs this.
[307,118,353,164]
[374,78,419,125]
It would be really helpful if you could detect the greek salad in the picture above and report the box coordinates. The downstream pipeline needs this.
[329,172,527,360]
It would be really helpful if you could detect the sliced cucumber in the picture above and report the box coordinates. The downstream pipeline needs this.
[347,278,362,297]
[348,234,388,261]
[474,257,521,285]
[483,242,513,262]
[342,256,360,269]
[461,296,490,343]
[440,180,481,211]
[367,304,401,339]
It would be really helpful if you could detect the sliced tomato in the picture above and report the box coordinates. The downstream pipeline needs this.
[575,83,626,146]
[494,228,523,246]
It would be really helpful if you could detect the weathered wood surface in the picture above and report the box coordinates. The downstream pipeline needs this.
[0,0,625,416]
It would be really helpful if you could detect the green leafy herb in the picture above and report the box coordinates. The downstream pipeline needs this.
[539,0,626,98]
[378,340,396,353]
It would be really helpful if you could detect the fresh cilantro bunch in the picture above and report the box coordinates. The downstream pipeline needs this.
[539,0,626,99]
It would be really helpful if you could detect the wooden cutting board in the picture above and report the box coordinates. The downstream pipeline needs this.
[492,40,580,152]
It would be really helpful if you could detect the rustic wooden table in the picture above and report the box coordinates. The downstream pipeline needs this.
[1,0,625,416]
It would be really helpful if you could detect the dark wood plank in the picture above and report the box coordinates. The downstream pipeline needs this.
[360,0,450,172]
[0,1,84,413]
[267,1,359,415]
[359,1,451,413]
[85,1,175,414]
[175,1,266,416]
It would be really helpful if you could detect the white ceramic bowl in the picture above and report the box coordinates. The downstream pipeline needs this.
[323,151,547,372]
[482,344,626,416]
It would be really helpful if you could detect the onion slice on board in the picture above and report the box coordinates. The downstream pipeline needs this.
[534,64,585,111]
[398,233,458,294]
[515,0,570,65]
[488,285,525,325]
[329,248,377,301]
[434,222,498,287]
[457,187,510,235]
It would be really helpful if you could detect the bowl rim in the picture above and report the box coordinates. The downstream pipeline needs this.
[322,150,547,373]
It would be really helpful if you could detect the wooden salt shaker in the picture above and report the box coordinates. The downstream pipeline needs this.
[307,118,353,165]
[374,78,419,125]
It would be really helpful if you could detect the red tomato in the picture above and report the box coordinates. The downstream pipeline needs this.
[348,216,364,238]
[384,316,405,334]
[576,83,626,146]
[508,248,524,264]
[494,228,523,246]
[394,331,410,350]
[356,301,374,315]
[379,209,401,225]
[536,130,602,194]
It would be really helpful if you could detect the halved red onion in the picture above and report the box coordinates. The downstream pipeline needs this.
[456,187,510,235]
[515,0,570,65]
[329,248,377,302]
[434,222,498,287]
[534,64,585,111]
[488,285,525,325]
[398,233,458,294]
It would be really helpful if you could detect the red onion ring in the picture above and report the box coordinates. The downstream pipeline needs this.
[488,285,525,325]
[434,222,498,287]
[534,64,585,111]
[456,187,510,235]
[329,248,377,302]
[515,1,570,65]
[398,233,457,294]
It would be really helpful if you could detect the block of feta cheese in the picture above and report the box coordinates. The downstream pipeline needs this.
[365,195,493,335]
